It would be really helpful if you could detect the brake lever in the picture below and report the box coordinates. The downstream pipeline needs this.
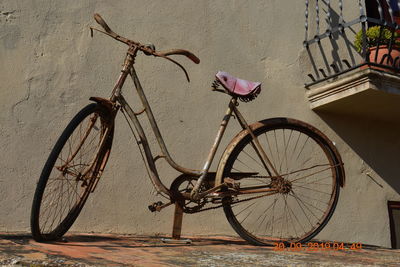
[157,49,200,64]
[155,53,191,82]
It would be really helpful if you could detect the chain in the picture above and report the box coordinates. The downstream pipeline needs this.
[243,175,272,179]
[191,163,343,213]
[187,191,278,214]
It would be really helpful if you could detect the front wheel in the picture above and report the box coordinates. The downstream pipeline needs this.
[31,103,114,242]
[219,118,344,246]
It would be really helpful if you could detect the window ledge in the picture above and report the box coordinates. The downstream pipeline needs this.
[306,68,400,122]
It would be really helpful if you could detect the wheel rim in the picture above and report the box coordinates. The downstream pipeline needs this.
[223,124,339,245]
[38,112,105,236]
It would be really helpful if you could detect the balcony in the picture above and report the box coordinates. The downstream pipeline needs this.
[304,0,400,121]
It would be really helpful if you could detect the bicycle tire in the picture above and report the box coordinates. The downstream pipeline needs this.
[31,103,114,242]
[219,118,343,246]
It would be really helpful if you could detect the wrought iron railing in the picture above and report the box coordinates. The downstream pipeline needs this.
[304,0,400,87]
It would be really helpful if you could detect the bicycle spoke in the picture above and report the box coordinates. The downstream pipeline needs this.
[234,201,258,217]
[290,191,321,221]
[239,201,261,225]
[235,157,259,172]
[265,133,277,172]
[273,130,281,173]
[291,184,331,195]
[289,165,333,183]
[286,198,305,237]
[293,192,329,205]
[241,148,264,170]
[280,129,289,175]
[283,130,293,179]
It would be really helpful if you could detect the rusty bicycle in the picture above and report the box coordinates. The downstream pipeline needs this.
[31,14,345,246]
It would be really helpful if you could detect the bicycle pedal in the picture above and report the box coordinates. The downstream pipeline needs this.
[148,201,164,212]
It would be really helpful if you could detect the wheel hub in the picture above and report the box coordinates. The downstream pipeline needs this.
[271,177,292,194]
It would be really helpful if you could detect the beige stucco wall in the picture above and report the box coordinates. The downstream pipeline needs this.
[1,0,399,248]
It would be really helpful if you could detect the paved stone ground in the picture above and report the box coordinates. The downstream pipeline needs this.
[0,233,400,266]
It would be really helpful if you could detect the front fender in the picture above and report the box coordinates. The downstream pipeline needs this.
[89,96,115,114]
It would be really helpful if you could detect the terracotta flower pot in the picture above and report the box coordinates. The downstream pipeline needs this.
[365,45,400,71]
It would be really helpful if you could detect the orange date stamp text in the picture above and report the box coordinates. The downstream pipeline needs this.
[273,242,362,251]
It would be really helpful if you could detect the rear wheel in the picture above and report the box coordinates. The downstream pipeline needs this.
[31,103,114,242]
[220,118,343,245]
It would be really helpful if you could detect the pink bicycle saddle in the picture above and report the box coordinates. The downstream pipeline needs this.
[215,71,261,97]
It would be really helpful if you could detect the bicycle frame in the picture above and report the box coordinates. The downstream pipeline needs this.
[30,14,345,245]
[98,45,278,202]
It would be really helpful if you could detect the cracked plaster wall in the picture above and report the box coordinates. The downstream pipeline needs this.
[0,0,398,248]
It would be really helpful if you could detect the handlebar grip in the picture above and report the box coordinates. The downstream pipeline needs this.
[94,13,112,34]
[157,49,200,64]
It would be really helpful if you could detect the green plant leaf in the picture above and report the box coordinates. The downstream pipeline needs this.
[354,26,400,53]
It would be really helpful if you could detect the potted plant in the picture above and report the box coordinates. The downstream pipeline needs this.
[354,26,400,69]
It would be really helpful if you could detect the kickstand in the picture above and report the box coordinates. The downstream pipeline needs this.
[161,201,192,244]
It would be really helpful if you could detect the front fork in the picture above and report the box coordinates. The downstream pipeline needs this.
[57,97,117,187]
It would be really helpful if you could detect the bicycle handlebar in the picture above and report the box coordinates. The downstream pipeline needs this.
[91,13,200,81]
[156,49,200,64]
[94,13,112,35]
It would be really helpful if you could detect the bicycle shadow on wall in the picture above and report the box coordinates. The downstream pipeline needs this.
[303,2,400,196]
[318,110,400,196]
[304,29,400,195]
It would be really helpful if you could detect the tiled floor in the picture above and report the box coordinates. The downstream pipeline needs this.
[1,233,399,266]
